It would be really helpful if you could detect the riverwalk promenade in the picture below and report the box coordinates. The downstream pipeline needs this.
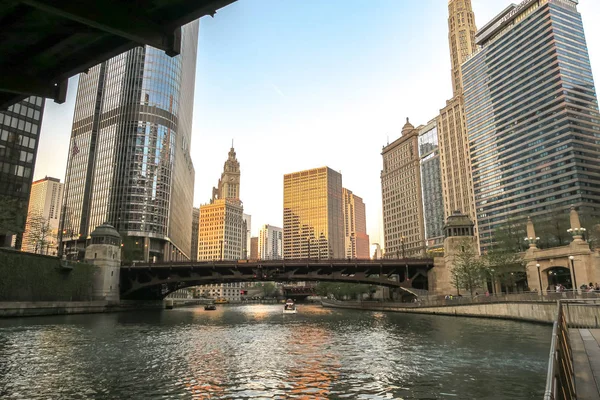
[570,329,600,399]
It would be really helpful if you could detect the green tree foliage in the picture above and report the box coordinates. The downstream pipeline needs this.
[261,282,278,297]
[450,239,485,296]
[0,195,26,236]
[315,282,372,300]
[121,235,144,264]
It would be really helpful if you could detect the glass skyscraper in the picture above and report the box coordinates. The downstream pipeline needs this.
[463,0,600,250]
[0,96,45,248]
[283,167,344,259]
[61,21,199,261]
[419,119,445,251]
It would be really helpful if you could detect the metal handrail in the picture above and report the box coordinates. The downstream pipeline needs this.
[544,300,578,400]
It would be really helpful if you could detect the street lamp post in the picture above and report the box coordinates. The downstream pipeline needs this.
[569,256,577,295]
[536,263,542,296]
[401,236,406,258]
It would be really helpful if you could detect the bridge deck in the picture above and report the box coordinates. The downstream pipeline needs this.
[570,329,600,399]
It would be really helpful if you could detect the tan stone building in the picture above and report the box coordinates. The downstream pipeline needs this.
[283,167,344,259]
[342,188,370,259]
[381,119,425,258]
[22,176,63,255]
[197,146,244,261]
[437,0,479,246]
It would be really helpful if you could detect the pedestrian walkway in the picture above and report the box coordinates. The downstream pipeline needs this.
[570,329,600,400]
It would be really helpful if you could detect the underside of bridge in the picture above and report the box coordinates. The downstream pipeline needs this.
[120,259,433,301]
[0,0,236,109]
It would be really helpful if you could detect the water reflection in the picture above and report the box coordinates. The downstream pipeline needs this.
[0,305,551,399]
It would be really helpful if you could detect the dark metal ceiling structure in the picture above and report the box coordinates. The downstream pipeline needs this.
[0,0,236,109]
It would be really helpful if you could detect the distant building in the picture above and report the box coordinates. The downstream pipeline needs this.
[463,0,600,251]
[22,177,63,255]
[283,167,344,259]
[381,119,426,258]
[342,188,370,259]
[437,0,479,247]
[258,224,283,260]
[0,96,45,249]
[196,283,242,302]
[191,207,199,262]
[370,243,383,260]
[418,119,445,252]
[250,236,258,260]
[242,214,251,259]
[197,146,244,261]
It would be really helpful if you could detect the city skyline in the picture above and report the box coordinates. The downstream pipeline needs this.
[33,0,600,245]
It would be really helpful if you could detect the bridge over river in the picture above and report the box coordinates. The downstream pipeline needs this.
[120,258,433,300]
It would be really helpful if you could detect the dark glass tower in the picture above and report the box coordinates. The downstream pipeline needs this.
[0,96,45,248]
[61,21,198,261]
[463,0,600,251]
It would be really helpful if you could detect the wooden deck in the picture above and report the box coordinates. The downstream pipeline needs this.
[570,329,600,399]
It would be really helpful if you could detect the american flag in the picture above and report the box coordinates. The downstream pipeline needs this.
[72,140,79,156]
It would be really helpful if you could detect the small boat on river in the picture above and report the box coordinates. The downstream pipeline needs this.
[283,299,297,314]
[204,304,217,311]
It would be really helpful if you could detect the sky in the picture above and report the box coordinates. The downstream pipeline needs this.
[35,0,600,244]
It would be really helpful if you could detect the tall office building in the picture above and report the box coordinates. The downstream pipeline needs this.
[258,224,283,260]
[419,119,445,251]
[197,146,244,261]
[381,119,426,258]
[250,236,258,260]
[22,177,63,255]
[242,213,251,259]
[438,0,479,244]
[60,21,199,261]
[463,0,600,251]
[0,97,45,248]
[283,167,344,259]
[447,0,478,96]
[191,207,199,262]
[342,188,370,259]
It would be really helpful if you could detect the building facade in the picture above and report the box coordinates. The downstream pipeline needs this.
[258,224,283,260]
[22,177,63,255]
[342,188,370,259]
[381,119,426,258]
[283,167,344,259]
[242,213,251,259]
[437,0,479,245]
[0,96,45,248]
[463,0,600,251]
[60,21,199,261]
[191,207,199,262]
[250,236,258,260]
[419,119,445,252]
[197,146,244,261]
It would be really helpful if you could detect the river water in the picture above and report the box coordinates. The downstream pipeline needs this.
[0,304,551,400]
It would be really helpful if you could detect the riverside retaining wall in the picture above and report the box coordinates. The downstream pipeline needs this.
[322,301,600,327]
[0,249,96,302]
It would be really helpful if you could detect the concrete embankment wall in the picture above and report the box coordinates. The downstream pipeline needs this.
[0,249,95,302]
[322,301,559,324]
[323,300,600,326]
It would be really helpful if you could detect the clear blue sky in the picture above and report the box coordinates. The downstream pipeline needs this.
[35,0,600,244]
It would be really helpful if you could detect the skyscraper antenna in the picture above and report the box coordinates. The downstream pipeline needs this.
[231,138,234,148]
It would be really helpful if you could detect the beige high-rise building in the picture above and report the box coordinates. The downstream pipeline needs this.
[283,167,344,259]
[258,224,283,260]
[342,188,370,259]
[447,0,477,96]
[197,146,244,261]
[381,119,425,258]
[438,0,479,244]
[22,177,63,255]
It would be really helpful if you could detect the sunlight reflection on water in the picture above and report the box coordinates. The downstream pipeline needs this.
[0,304,551,399]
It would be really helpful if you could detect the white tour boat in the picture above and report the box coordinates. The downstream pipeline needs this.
[283,299,297,314]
